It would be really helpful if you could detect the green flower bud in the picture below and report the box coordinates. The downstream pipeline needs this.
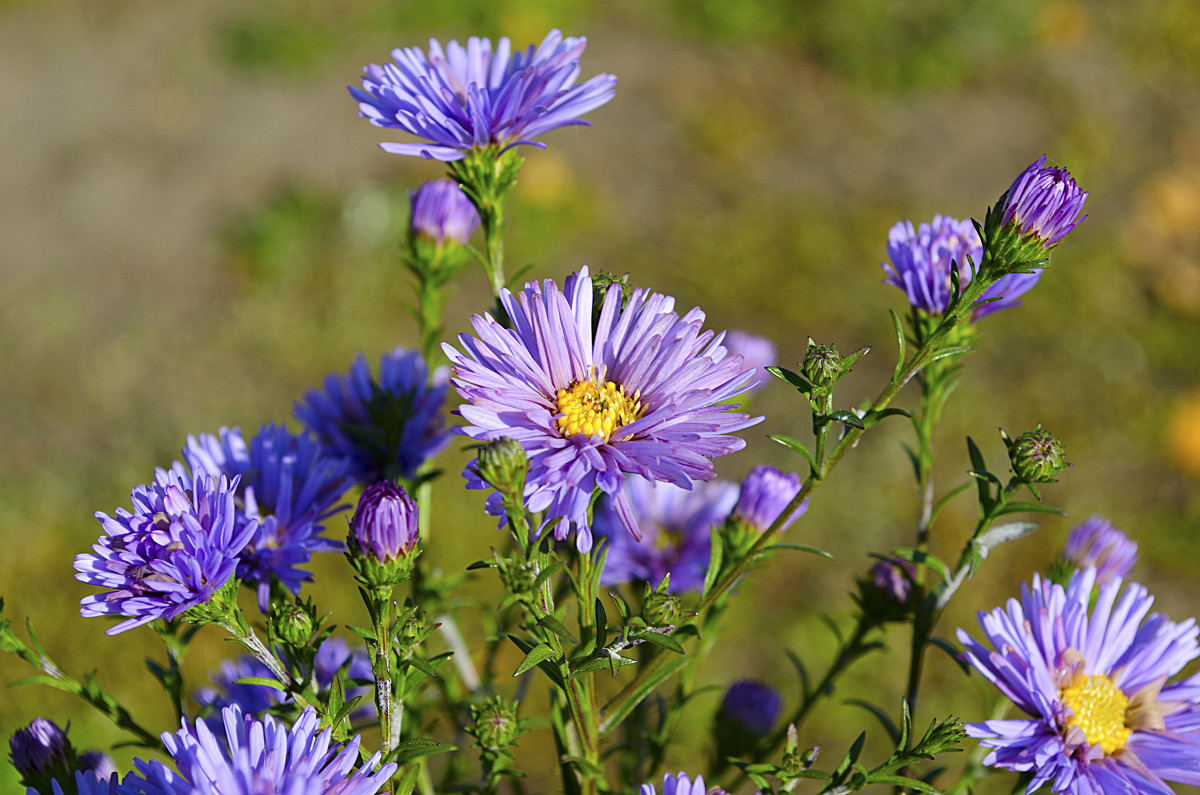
[475,438,528,496]
[1008,426,1068,483]
[271,602,314,648]
[471,696,521,750]
[643,585,682,628]
[396,605,427,649]
[500,558,538,598]
[802,343,842,387]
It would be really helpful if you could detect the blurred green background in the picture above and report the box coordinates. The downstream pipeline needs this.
[4,0,1200,791]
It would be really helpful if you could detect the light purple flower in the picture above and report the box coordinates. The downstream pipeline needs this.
[122,705,395,795]
[641,772,725,795]
[957,569,1200,794]
[595,475,738,593]
[1061,516,1138,584]
[75,469,255,634]
[444,267,761,552]
[410,179,480,245]
[1002,155,1088,247]
[882,214,1042,319]
[351,30,617,162]
[295,347,451,484]
[732,465,807,533]
[350,481,419,564]
[182,424,353,611]
[723,330,776,394]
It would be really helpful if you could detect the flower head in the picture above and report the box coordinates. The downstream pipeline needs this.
[957,569,1200,794]
[10,718,70,778]
[595,475,738,593]
[719,680,782,737]
[1060,516,1138,584]
[182,424,353,610]
[641,772,725,795]
[41,770,116,795]
[351,30,617,161]
[882,214,1043,319]
[75,469,255,634]
[856,556,918,624]
[296,347,451,484]
[732,465,806,533]
[123,704,395,795]
[347,481,420,586]
[445,267,761,552]
[723,330,776,394]
[1002,156,1088,247]
[410,179,480,245]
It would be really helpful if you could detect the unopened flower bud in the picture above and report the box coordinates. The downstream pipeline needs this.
[856,557,917,624]
[1060,516,1137,584]
[802,343,842,387]
[1008,426,1068,483]
[475,438,528,496]
[733,466,806,534]
[77,750,118,782]
[348,481,420,587]
[500,558,538,598]
[271,602,314,648]
[409,179,480,246]
[10,718,71,777]
[1000,156,1088,248]
[718,680,781,737]
[395,604,427,649]
[643,587,682,628]
[471,696,521,750]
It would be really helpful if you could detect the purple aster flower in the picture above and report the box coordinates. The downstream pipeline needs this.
[868,557,917,606]
[719,679,782,736]
[723,330,776,394]
[183,424,353,611]
[75,469,255,634]
[957,568,1200,794]
[641,772,725,795]
[595,475,738,593]
[37,770,116,795]
[410,179,481,245]
[123,704,395,795]
[350,481,419,564]
[295,347,451,484]
[445,266,761,552]
[195,638,374,728]
[732,465,807,533]
[76,752,118,783]
[1060,516,1138,585]
[10,718,70,778]
[882,214,1043,319]
[351,30,617,162]
[1002,155,1088,247]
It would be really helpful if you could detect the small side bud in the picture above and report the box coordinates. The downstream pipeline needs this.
[347,481,421,587]
[10,718,76,793]
[475,438,528,497]
[714,679,782,758]
[855,557,917,624]
[409,179,480,246]
[802,342,842,387]
[1006,426,1068,483]
[470,696,523,751]
[643,579,682,628]
[270,601,315,648]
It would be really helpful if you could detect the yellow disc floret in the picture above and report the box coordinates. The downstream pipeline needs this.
[555,377,644,441]
[1060,674,1132,755]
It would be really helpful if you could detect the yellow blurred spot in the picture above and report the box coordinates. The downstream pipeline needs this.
[1037,0,1090,49]
[1167,394,1200,477]
[521,152,574,207]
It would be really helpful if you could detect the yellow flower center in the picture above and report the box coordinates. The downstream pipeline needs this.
[555,377,643,441]
[1060,674,1131,755]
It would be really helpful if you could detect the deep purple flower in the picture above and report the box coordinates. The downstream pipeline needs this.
[75,469,255,634]
[351,30,617,162]
[641,772,725,795]
[182,424,353,611]
[723,330,776,394]
[10,718,69,778]
[1002,156,1088,247]
[350,481,419,564]
[445,267,761,552]
[1061,516,1138,585]
[195,637,374,727]
[295,347,451,484]
[719,680,782,736]
[595,475,738,593]
[39,770,115,795]
[122,705,395,795]
[868,557,916,606]
[957,569,1200,794]
[732,465,807,533]
[882,214,1042,319]
[409,179,481,245]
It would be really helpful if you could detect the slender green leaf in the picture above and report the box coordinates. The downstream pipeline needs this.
[844,699,901,746]
[769,434,818,472]
[767,366,812,395]
[537,615,578,645]
[867,774,943,794]
[231,676,287,692]
[513,643,559,676]
[764,543,834,560]
[889,309,906,380]
[998,501,1065,517]
[634,631,684,654]
[828,410,865,430]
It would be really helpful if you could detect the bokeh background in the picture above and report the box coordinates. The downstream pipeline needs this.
[4,0,1200,791]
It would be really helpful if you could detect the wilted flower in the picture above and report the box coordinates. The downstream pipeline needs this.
[123,705,395,795]
[724,330,776,394]
[445,266,760,552]
[1002,155,1088,247]
[1060,516,1137,584]
[182,424,353,610]
[641,772,726,795]
[410,179,481,245]
[296,347,451,483]
[595,475,738,593]
[732,465,807,533]
[957,569,1200,794]
[75,469,255,634]
[351,30,617,161]
[882,214,1043,320]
